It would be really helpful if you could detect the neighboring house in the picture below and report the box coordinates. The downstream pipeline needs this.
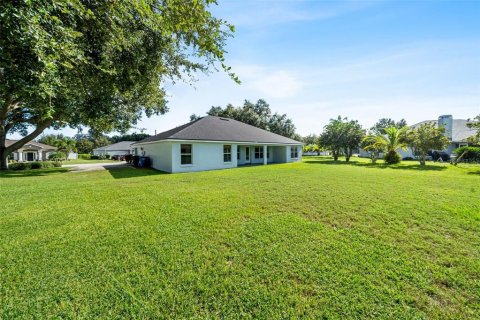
[6,139,57,161]
[133,116,303,173]
[360,115,477,158]
[93,141,135,156]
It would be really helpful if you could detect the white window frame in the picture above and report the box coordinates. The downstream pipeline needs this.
[180,144,193,165]
[223,145,232,163]
[254,146,264,159]
[290,146,298,159]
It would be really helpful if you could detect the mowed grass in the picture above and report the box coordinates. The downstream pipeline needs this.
[0,157,479,319]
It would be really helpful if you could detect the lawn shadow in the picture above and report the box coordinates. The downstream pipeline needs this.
[0,167,70,178]
[304,159,448,171]
[467,171,480,176]
[106,166,169,179]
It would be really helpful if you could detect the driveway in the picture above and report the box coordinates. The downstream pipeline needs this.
[63,161,129,172]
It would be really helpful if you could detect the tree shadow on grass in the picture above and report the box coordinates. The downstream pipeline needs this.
[0,167,70,178]
[106,166,169,179]
[304,159,448,171]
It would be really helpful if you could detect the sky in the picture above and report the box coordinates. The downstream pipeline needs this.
[12,0,480,139]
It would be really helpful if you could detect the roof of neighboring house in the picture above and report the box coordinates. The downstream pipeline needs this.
[411,119,477,142]
[134,116,302,145]
[6,139,57,151]
[93,141,135,151]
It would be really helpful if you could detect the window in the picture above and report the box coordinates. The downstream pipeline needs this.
[291,146,298,158]
[224,145,232,162]
[181,144,192,165]
[254,146,264,159]
[246,147,250,161]
[237,147,240,160]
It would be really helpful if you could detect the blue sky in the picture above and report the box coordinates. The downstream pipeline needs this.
[15,0,480,138]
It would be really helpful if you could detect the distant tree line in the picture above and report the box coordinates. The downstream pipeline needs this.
[191,99,301,140]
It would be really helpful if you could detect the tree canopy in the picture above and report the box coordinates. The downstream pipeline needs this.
[0,0,236,169]
[405,123,450,165]
[370,118,407,135]
[319,116,364,162]
[191,99,299,139]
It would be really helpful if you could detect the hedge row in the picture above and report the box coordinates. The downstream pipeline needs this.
[9,161,62,170]
[454,146,480,161]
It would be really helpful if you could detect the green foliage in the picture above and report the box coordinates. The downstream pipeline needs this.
[453,146,480,162]
[319,116,364,161]
[111,133,151,143]
[76,138,95,154]
[1,158,479,318]
[196,99,298,139]
[1,0,236,168]
[78,154,91,160]
[406,123,450,166]
[48,151,66,162]
[383,150,401,164]
[370,118,407,135]
[8,162,31,170]
[104,154,111,160]
[39,134,77,158]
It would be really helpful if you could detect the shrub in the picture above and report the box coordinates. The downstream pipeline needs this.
[90,155,99,160]
[125,154,133,164]
[51,161,62,167]
[403,157,414,161]
[78,153,91,160]
[453,146,480,162]
[9,162,31,170]
[30,161,43,169]
[384,150,401,164]
[49,151,66,161]
[104,154,111,159]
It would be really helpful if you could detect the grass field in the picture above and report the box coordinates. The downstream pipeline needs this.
[63,159,117,165]
[1,157,479,319]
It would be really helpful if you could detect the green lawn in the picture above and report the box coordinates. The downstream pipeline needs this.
[1,157,479,319]
[63,159,117,165]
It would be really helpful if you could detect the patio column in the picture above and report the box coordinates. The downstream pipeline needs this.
[18,150,23,162]
[263,145,267,165]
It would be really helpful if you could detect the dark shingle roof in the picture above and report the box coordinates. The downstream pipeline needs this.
[135,116,301,145]
[93,141,135,151]
[6,139,57,150]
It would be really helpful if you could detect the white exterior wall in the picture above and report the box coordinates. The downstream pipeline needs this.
[135,141,303,173]
[93,150,130,156]
[171,142,237,173]
[140,141,173,172]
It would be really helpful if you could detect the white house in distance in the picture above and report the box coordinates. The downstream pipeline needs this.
[132,116,303,173]
[360,115,477,159]
[6,139,57,161]
[93,141,135,157]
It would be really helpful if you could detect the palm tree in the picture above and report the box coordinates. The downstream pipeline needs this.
[363,126,408,164]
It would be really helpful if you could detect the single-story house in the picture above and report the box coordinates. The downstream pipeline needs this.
[6,139,57,161]
[93,141,135,156]
[360,115,477,159]
[132,116,303,173]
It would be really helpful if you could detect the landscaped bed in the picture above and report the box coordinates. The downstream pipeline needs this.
[0,157,479,318]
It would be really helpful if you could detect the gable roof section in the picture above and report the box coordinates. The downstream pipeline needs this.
[134,116,302,145]
[93,141,135,151]
[6,139,57,151]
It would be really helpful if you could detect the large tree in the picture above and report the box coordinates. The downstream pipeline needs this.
[191,99,298,139]
[371,118,407,135]
[319,116,364,162]
[406,123,449,166]
[0,1,236,169]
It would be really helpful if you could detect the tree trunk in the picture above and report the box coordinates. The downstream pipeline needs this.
[0,149,8,170]
[420,157,426,166]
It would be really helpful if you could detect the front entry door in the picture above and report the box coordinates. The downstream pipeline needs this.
[26,152,34,161]
[245,147,250,163]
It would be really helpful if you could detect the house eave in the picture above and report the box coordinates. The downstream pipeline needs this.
[133,138,303,146]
